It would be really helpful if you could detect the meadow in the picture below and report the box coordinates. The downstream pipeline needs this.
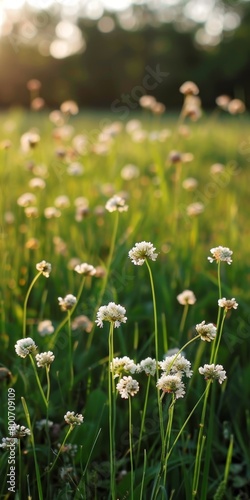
[0,101,250,499]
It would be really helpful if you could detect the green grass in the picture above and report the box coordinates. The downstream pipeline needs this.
[0,107,250,499]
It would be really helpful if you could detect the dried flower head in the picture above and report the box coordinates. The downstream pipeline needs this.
[116,376,139,399]
[110,357,139,378]
[96,302,127,328]
[64,411,84,426]
[208,246,233,265]
[195,321,217,342]
[37,320,54,336]
[74,263,96,276]
[199,364,227,384]
[15,338,37,358]
[140,357,157,376]
[58,294,77,311]
[36,260,52,277]
[105,195,128,213]
[218,298,238,311]
[128,241,158,265]
[35,351,55,368]
[177,290,196,305]
[159,354,193,378]
[156,374,185,399]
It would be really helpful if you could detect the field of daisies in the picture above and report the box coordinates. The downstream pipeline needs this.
[0,83,250,499]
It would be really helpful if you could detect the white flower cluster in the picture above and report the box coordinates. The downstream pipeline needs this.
[157,353,193,399]
[195,321,217,342]
[35,351,55,368]
[96,302,127,328]
[15,338,37,358]
[218,298,238,311]
[208,246,233,265]
[58,294,77,311]
[74,263,96,276]
[110,356,139,378]
[199,364,227,384]
[36,260,52,277]
[64,411,84,426]
[128,241,158,265]
[116,376,139,399]
[9,424,31,438]
[177,289,196,305]
[105,195,128,213]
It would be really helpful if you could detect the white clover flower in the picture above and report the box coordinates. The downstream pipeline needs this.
[54,195,70,209]
[177,290,196,305]
[0,437,18,449]
[208,246,233,265]
[71,315,93,333]
[25,206,39,218]
[29,177,46,190]
[110,356,139,378]
[9,424,31,438]
[116,376,139,399]
[64,411,84,426]
[36,260,52,277]
[140,357,157,376]
[15,338,37,358]
[105,195,128,213]
[74,263,96,276]
[37,320,54,336]
[195,321,217,342]
[186,202,204,217]
[121,164,139,181]
[58,294,77,311]
[128,241,158,266]
[218,298,238,311]
[44,207,61,219]
[199,364,227,384]
[159,354,193,378]
[35,351,55,368]
[96,302,127,328]
[17,192,37,207]
[156,374,185,399]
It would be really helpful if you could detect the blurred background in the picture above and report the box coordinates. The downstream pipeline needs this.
[0,0,249,110]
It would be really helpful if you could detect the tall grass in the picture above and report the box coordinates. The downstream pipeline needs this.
[0,107,250,499]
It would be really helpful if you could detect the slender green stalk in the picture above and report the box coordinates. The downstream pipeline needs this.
[162,396,175,487]
[179,303,189,336]
[224,434,234,483]
[21,397,43,500]
[18,439,22,496]
[210,261,222,363]
[29,354,48,409]
[67,310,74,392]
[47,426,73,473]
[139,449,147,500]
[108,323,116,499]
[211,310,227,365]
[128,396,134,500]
[136,375,151,466]
[23,271,42,337]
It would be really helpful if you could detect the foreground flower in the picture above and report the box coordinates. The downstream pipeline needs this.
[36,260,52,277]
[208,246,233,265]
[74,263,96,276]
[159,354,193,378]
[218,298,238,311]
[37,320,54,336]
[199,364,227,384]
[140,357,157,376]
[58,294,77,311]
[110,356,139,378]
[64,411,84,426]
[195,321,217,342]
[9,424,31,438]
[156,374,185,399]
[116,376,139,399]
[15,338,37,358]
[35,351,55,368]
[128,241,158,265]
[95,302,127,328]
[105,195,128,213]
[177,290,196,305]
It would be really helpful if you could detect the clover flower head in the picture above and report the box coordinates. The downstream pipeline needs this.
[105,195,128,213]
[116,376,139,399]
[71,315,93,333]
[58,294,77,311]
[110,356,138,378]
[177,289,196,305]
[64,411,84,426]
[74,263,96,276]
[159,354,193,378]
[9,424,31,438]
[128,241,158,265]
[35,351,55,368]
[0,437,18,449]
[156,374,185,399]
[36,260,52,277]
[199,364,227,384]
[96,302,127,328]
[140,357,157,376]
[195,321,217,342]
[208,246,233,265]
[37,320,54,336]
[218,298,238,311]
[15,338,37,358]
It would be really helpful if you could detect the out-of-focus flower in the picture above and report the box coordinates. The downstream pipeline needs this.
[116,376,139,399]
[54,196,70,209]
[35,351,55,368]
[195,321,217,342]
[37,320,54,336]
[36,419,53,431]
[215,95,231,110]
[20,131,40,152]
[96,302,127,328]
[58,294,77,311]
[139,95,156,110]
[182,177,198,191]
[177,290,196,305]
[60,100,79,116]
[71,315,93,333]
[228,99,245,115]
[208,246,233,265]
[0,437,18,449]
[218,298,238,311]
[179,81,199,95]
[67,162,84,176]
[17,193,37,207]
[25,238,40,250]
[74,263,96,276]
[199,364,227,384]
[210,163,225,175]
[24,206,39,218]
[140,357,157,376]
[15,338,37,358]
[29,177,46,189]
[64,411,84,426]
[31,97,45,111]
[121,164,139,181]
[49,110,65,126]
[105,195,128,213]
[27,79,41,92]
[44,207,61,219]
[36,260,52,277]
[128,241,158,265]
[156,374,185,399]
[186,202,204,216]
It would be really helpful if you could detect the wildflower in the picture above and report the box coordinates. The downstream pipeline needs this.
[24,206,39,218]
[54,196,70,209]
[67,162,84,176]
[36,419,53,431]
[64,411,84,426]
[96,302,127,328]
[27,79,41,91]
[17,192,37,207]
[156,374,185,399]
[121,164,139,181]
[140,357,157,376]
[208,246,233,265]
[60,100,79,116]
[195,321,217,342]
[36,260,52,277]
[210,163,225,175]
[227,99,245,115]
[15,338,37,358]
[9,424,31,438]
[20,131,40,152]
[58,294,77,311]
[186,202,204,216]
[74,263,96,276]
[139,95,156,109]
[44,207,61,219]
[179,81,199,95]
[29,177,46,189]
[35,351,55,368]
[218,298,238,311]
[110,357,139,379]
[199,364,227,384]
[116,376,139,399]
[215,95,231,110]
[159,354,193,378]
[71,315,93,333]
[37,320,54,336]
[128,241,158,265]
[31,97,45,111]
[177,290,196,305]
[0,437,18,449]
[105,195,128,213]
[182,177,198,191]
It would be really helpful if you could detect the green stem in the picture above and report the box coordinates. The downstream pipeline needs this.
[211,310,227,365]
[139,449,147,500]
[21,397,43,500]
[129,396,134,500]
[23,271,42,337]
[108,323,116,499]
[47,426,73,473]
[162,396,175,486]
[29,355,48,409]
[179,303,189,336]
[67,310,74,393]
[136,375,151,466]
[210,261,222,363]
